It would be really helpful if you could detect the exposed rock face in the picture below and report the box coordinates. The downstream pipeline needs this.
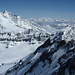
[4,31,75,75]
[34,37,51,54]
[0,11,75,75]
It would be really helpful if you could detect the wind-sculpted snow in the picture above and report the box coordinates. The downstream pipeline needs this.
[0,11,75,75]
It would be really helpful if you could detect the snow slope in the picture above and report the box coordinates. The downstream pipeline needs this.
[3,31,75,75]
[0,11,75,75]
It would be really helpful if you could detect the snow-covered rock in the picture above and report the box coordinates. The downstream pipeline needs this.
[3,31,75,75]
[0,10,75,75]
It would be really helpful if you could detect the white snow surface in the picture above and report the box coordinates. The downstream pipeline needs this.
[0,11,75,74]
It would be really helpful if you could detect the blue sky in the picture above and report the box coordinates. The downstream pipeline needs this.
[0,0,75,19]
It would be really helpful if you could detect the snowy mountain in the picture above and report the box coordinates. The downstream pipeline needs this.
[0,11,75,75]
[4,31,75,75]
[0,10,50,74]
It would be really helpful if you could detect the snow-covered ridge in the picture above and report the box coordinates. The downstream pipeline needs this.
[3,31,75,75]
[0,11,51,74]
[0,10,75,75]
[0,10,75,49]
[0,10,51,48]
[62,26,75,42]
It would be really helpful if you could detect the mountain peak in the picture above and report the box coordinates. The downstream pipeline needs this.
[3,10,11,15]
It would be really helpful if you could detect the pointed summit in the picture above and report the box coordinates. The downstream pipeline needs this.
[3,10,11,15]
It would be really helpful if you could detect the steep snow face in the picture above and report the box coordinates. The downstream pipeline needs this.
[4,31,75,75]
[0,11,36,32]
[0,11,75,75]
[0,10,50,49]
[0,41,43,74]
[0,11,50,74]
[0,11,23,32]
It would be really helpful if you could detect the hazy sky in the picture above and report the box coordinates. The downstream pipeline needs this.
[0,0,75,19]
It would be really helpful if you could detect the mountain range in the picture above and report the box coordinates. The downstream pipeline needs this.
[0,11,75,75]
